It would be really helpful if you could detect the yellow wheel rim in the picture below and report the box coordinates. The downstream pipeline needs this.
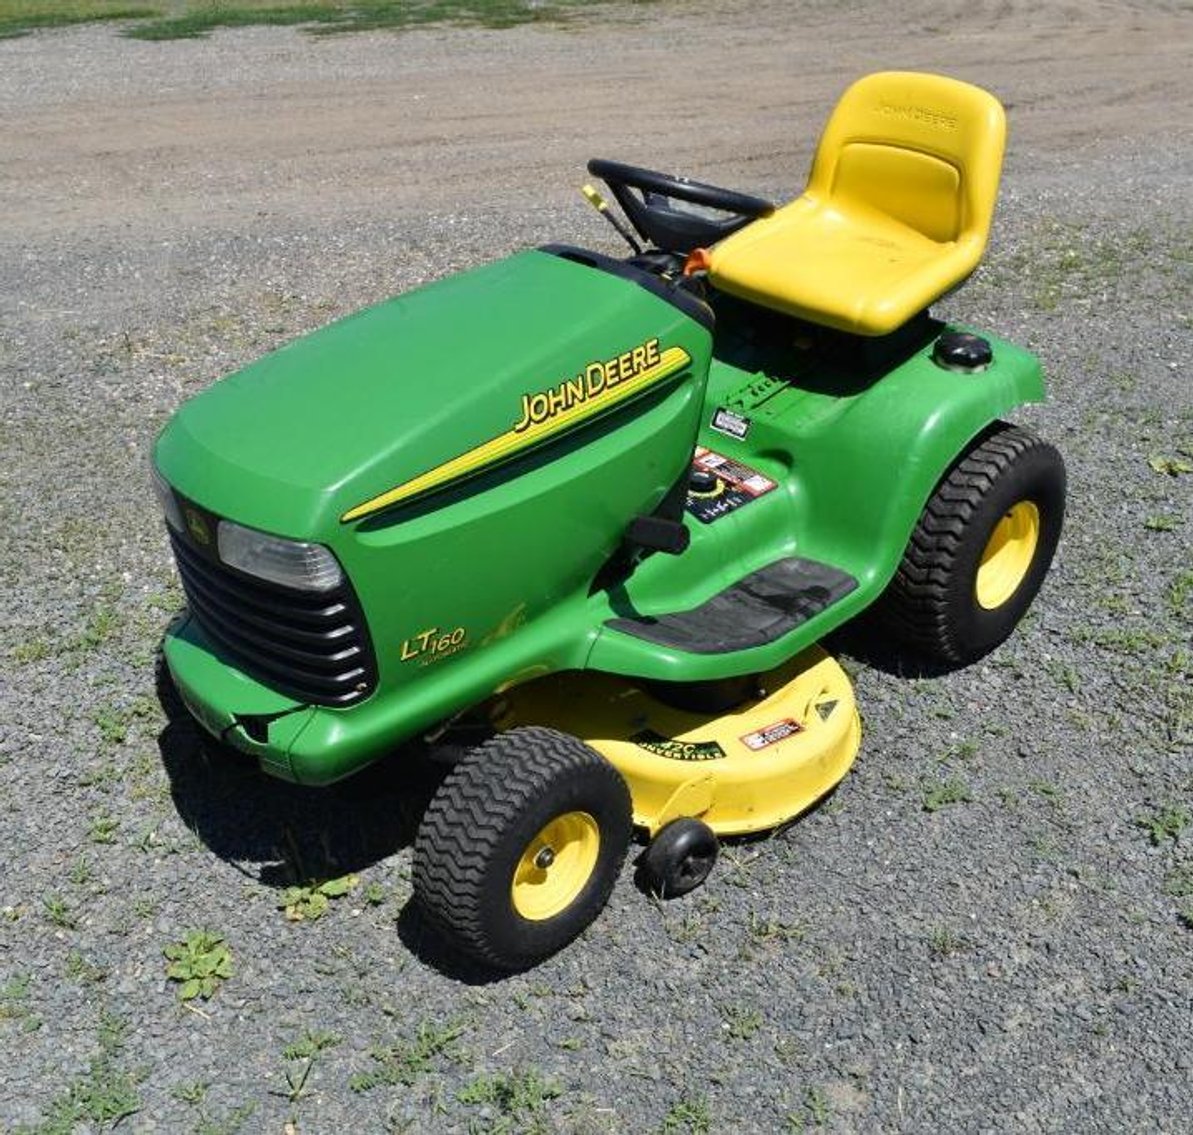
[976,501,1040,609]
[511,811,600,921]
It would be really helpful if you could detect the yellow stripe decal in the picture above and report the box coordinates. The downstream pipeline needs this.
[341,342,692,523]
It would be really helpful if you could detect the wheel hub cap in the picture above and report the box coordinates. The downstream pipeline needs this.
[976,500,1040,609]
[511,811,600,921]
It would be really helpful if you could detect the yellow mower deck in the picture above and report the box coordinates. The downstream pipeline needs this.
[495,647,860,837]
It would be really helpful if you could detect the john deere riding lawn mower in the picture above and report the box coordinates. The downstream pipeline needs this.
[153,72,1065,970]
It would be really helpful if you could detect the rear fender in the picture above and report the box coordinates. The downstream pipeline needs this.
[792,329,1045,589]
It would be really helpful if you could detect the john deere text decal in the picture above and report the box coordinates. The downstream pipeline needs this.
[341,338,690,522]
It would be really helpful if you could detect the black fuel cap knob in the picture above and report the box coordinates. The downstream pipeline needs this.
[933,331,993,373]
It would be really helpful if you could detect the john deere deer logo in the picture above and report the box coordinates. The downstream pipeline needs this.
[184,507,210,546]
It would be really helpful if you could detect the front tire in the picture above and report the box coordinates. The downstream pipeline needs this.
[413,726,632,970]
[878,423,1065,665]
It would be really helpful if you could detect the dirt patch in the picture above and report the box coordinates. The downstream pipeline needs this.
[3,0,1191,240]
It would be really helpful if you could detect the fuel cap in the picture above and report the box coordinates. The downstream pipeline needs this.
[933,331,993,373]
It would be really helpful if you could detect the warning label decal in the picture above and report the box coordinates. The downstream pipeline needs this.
[740,718,803,751]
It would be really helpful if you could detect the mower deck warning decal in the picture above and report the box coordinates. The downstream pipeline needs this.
[740,718,803,751]
[685,446,778,524]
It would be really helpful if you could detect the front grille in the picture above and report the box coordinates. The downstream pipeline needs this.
[169,530,377,707]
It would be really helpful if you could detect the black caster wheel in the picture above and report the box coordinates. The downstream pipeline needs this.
[639,817,719,898]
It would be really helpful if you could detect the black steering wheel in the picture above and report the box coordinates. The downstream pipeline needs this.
[587,159,774,255]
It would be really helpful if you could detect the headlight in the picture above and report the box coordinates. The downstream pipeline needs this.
[216,520,344,592]
[149,462,184,532]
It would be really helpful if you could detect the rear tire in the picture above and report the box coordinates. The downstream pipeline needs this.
[878,422,1065,665]
[413,726,631,971]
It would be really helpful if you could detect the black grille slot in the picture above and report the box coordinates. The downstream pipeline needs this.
[169,530,377,707]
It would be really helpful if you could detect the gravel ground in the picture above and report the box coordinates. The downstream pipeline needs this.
[1,3,1191,1132]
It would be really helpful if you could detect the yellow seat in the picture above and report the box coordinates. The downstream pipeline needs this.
[708,72,1007,336]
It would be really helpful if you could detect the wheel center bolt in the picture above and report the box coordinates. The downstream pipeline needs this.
[534,847,556,870]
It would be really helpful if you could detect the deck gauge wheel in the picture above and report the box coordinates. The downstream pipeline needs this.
[639,817,720,898]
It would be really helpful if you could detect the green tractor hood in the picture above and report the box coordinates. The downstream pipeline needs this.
[155,249,709,536]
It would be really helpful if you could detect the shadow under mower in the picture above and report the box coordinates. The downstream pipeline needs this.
[153,72,1065,971]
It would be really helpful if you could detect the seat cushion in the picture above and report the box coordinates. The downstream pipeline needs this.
[708,194,982,336]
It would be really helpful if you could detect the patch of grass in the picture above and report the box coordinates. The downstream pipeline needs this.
[1076,626,1168,656]
[1136,804,1190,846]
[801,1085,831,1128]
[1,0,655,40]
[1148,454,1193,477]
[362,881,386,906]
[36,1010,142,1131]
[1145,514,1181,532]
[745,911,806,945]
[193,1101,257,1135]
[0,0,157,38]
[10,636,52,664]
[1044,659,1081,694]
[458,1066,563,1126]
[929,925,969,958]
[172,1080,209,1104]
[0,973,40,1031]
[66,950,108,984]
[163,930,233,1001]
[43,894,79,930]
[1028,778,1064,809]
[350,1018,467,1092]
[1167,570,1193,618]
[1163,866,1193,898]
[922,777,973,812]
[658,1095,712,1134]
[719,1002,764,1041]
[71,603,121,652]
[89,812,121,844]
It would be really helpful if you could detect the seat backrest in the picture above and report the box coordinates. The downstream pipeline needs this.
[806,71,1006,247]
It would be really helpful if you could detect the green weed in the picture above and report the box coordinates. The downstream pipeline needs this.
[163,930,233,1001]
[458,1066,563,1125]
[803,1085,831,1128]
[66,950,108,984]
[922,778,973,812]
[279,872,359,920]
[43,895,78,929]
[89,813,121,844]
[277,1029,341,1103]
[72,604,120,652]
[746,911,806,944]
[1136,804,1190,845]
[350,1019,467,1091]
[659,1095,712,1134]
[36,1010,141,1131]
[1167,570,1193,618]
[1148,455,1193,477]
[0,973,38,1031]
[11,636,51,663]
[929,925,969,958]
[362,881,386,906]
[1163,865,1193,897]
[719,1002,764,1040]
